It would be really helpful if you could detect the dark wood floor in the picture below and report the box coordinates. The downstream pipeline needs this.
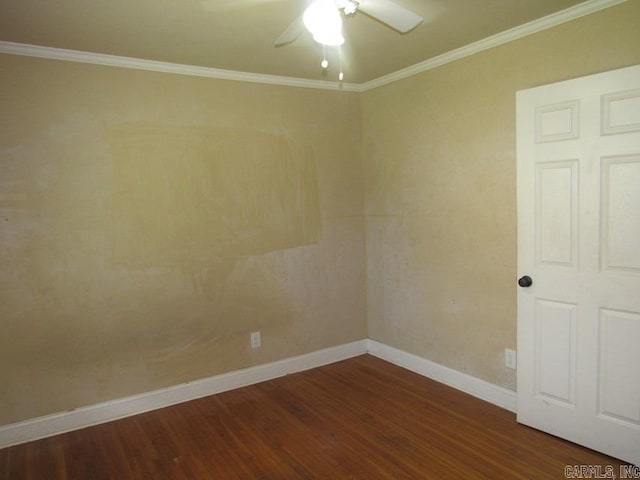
[1,354,625,479]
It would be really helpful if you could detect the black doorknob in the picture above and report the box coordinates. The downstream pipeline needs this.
[518,276,533,288]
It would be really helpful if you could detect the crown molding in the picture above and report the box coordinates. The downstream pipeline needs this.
[0,41,361,92]
[0,0,626,93]
[358,0,627,92]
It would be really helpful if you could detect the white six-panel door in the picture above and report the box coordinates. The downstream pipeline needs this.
[517,64,640,466]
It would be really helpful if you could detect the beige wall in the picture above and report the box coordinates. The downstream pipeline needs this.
[2,1,640,426]
[0,55,366,424]
[361,1,640,390]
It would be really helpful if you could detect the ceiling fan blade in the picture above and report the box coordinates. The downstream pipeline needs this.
[357,0,423,33]
[274,16,304,47]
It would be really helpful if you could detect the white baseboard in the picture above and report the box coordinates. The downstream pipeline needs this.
[367,340,517,413]
[0,340,368,449]
[0,338,517,449]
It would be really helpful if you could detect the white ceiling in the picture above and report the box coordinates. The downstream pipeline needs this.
[0,0,609,84]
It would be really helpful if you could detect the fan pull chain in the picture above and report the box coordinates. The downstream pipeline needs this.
[338,45,344,81]
[321,45,328,69]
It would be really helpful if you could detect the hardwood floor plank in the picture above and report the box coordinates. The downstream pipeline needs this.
[0,355,625,479]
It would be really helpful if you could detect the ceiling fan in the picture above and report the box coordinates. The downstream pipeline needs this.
[274,0,423,79]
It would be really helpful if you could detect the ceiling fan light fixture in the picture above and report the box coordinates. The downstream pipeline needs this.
[303,0,345,46]
[311,30,344,46]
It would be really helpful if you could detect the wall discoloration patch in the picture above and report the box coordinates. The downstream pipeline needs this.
[109,124,321,270]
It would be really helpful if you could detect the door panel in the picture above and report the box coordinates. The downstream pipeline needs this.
[536,161,578,267]
[535,299,577,405]
[602,89,640,135]
[598,308,640,426]
[517,64,640,466]
[601,156,640,272]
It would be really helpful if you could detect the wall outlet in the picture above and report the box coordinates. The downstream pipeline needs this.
[250,331,261,349]
[505,348,517,369]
